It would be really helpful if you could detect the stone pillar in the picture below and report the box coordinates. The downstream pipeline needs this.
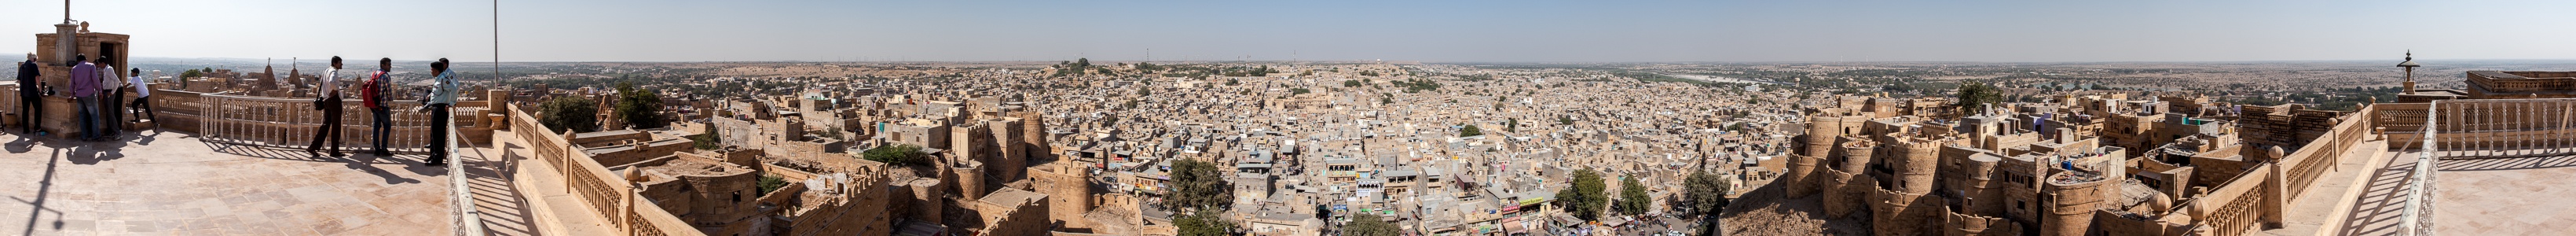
[51,24,76,65]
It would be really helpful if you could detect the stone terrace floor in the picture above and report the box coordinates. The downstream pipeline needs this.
[0,127,538,235]
[2333,149,2576,235]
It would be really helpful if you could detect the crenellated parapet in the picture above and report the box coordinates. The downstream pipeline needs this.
[1943,205,2024,236]
[2041,171,2113,236]
[1889,136,1945,194]
[1869,187,1938,236]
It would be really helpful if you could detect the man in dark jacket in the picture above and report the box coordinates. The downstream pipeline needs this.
[16,53,40,135]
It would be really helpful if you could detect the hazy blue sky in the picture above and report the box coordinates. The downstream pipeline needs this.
[5,0,2572,62]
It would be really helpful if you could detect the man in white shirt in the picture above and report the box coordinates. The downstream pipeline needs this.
[126,68,154,122]
[97,57,124,136]
[304,57,348,157]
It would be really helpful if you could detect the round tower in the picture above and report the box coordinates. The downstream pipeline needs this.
[1838,138,1878,173]
[1821,168,1864,217]
[1892,137,1944,194]
[1787,114,1848,197]
[1951,153,2006,216]
[2041,171,2112,236]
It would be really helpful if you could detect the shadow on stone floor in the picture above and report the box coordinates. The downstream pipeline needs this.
[2434,155,2576,171]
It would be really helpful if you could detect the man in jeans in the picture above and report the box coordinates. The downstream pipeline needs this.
[363,58,394,156]
[306,57,348,158]
[17,54,42,135]
[67,54,101,142]
[421,59,456,166]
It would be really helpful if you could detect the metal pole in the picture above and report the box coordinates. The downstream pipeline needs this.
[494,0,503,87]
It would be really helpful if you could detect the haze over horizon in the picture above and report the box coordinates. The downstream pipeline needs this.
[5,0,2573,63]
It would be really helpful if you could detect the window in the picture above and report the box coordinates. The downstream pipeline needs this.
[733,191,743,203]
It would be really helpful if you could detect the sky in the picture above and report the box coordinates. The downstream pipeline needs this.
[4,0,2573,62]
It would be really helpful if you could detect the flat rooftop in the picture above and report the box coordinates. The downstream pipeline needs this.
[0,131,486,235]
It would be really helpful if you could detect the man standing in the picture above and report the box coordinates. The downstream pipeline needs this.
[97,57,123,138]
[67,54,100,142]
[306,57,347,157]
[362,58,394,156]
[17,54,42,135]
[125,68,153,123]
[421,59,456,166]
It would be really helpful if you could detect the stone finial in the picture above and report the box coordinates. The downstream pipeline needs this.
[624,168,649,183]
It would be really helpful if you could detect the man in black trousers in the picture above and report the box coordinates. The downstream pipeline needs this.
[421,59,456,166]
[16,53,39,135]
[306,57,347,158]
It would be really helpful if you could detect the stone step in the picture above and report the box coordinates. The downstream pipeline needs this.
[124,120,156,131]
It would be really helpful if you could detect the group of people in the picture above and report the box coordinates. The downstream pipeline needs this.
[13,54,458,166]
[15,53,152,142]
[302,57,460,166]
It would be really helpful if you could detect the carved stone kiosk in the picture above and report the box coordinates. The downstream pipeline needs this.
[5,22,130,137]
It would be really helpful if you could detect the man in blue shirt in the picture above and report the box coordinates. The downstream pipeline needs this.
[421,59,457,166]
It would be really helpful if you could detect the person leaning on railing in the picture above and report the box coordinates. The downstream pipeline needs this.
[417,58,456,167]
[68,54,101,142]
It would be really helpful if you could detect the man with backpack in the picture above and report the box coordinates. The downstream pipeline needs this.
[362,58,394,156]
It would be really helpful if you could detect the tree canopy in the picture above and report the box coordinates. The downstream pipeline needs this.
[1460,124,1484,137]
[1175,209,1235,236]
[1164,158,1234,212]
[538,96,601,134]
[1344,213,1402,236]
[614,83,670,129]
[1954,80,2004,114]
[1614,175,1652,216]
[862,144,929,166]
[1682,171,1734,235]
[1555,168,1610,221]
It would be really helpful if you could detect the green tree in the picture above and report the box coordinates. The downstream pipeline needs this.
[1506,118,1519,133]
[538,97,601,134]
[862,144,929,166]
[179,69,203,79]
[1226,78,1239,86]
[1954,81,2003,114]
[614,83,670,129]
[1138,87,1153,97]
[1682,171,1734,235]
[757,175,788,195]
[1165,158,1234,212]
[690,127,723,150]
[1344,213,1402,236]
[1460,124,1483,137]
[1555,168,1609,221]
[1343,79,1363,87]
[1614,175,1651,216]
[1176,209,1236,236]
